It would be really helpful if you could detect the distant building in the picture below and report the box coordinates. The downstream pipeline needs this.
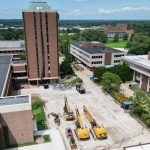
[0,95,34,149]
[22,1,59,85]
[0,40,25,60]
[70,41,126,70]
[123,53,150,93]
[104,24,134,38]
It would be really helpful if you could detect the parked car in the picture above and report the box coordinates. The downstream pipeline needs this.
[44,84,49,89]
[76,85,85,94]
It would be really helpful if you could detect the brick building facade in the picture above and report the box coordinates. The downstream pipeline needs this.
[22,2,59,84]
[0,95,34,149]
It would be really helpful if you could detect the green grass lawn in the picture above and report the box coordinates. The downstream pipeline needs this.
[105,40,128,48]
[32,99,48,130]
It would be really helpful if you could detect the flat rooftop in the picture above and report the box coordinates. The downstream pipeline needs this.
[71,43,124,54]
[0,95,29,106]
[0,55,12,96]
[124,143,150,150]
[123,55,150,70]
[0,40,25,51]
[23,1,57,12]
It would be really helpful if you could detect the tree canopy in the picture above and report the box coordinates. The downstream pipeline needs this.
[109,63,132,82]
[101,72,123,93]
[60,59,74,77]
[127,34,150,55]
[93,67,107,82]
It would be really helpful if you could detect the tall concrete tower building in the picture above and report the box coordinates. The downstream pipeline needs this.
[22,1,59,84]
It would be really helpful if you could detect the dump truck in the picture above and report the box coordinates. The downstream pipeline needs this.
[64,95,75,120]
[74,107,90,140]
[83,106,107,139]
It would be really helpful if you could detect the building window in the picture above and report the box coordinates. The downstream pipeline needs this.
[33,12,40,77]
[92,61,102,64]
[114,54,124,57]
[114,60,121,63]
[92,56,103,59]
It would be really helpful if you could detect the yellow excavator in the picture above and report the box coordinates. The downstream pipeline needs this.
[64,95,75,120]
[83,106,107,139]
[74,107,90,140]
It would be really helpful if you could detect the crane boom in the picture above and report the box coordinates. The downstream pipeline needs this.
[64,95,75,120]
[75,107,84,128]
[83,106,95,123]
[64,95,71,112]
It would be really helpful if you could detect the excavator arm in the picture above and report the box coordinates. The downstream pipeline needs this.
[74,107,90,140]
[64,95,75,120]
[83,106,107,139]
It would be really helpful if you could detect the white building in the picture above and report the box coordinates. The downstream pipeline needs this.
[123,53,150,93]
[70,42,126,70]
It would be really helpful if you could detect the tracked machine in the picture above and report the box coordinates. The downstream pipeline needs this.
[83,106,107,139]
[64,95,75,120]
[74,107,90,140]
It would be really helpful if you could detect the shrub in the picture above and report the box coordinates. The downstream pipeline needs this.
[32,99,44,110]
[43,135,51,143]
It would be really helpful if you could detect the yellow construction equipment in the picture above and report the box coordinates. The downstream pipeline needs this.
[83,106,107,139]
[74,107,90,140]
[64,95,75,120]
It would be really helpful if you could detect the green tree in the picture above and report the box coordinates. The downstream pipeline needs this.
[123,33,128,41]
[109,63,132,82]
[93,67,107,82]
[60,59,74,77]
[113,33,119,42]
[101,72,123,93]
[127,34,150,55]
[99,32,108,43]
[19,52,26,60]
[59,33,71,61]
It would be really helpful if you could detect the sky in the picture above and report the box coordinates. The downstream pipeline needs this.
[0,0,150,20]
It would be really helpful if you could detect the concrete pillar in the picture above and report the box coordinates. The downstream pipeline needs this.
[133,70,136,82]
[147,77,150,92]
[140,73,142,88]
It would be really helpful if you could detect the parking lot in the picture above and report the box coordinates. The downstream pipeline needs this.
[21,70,150,150]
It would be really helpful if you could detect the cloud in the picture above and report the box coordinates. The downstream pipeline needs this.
[66,9,83,16]
[97,6,150,15]
[65,6,150,17]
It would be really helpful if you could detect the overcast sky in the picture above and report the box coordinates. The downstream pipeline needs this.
[0,0,150,20]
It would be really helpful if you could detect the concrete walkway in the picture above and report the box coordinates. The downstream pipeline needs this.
[120,82,134,97]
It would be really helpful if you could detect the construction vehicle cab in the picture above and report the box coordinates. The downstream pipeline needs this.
[75,107,90,140]
[83,106,107,139]
[64,95,75,120]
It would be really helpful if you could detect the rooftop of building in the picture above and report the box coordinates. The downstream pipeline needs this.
[0,95,29,106]
[71,42,124,54]
[124,143,150,150]
[0,40,25,51]
[23,1,56,12]
[104,23,131,33]
[0,55,12,96]
[123,55,150,70]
